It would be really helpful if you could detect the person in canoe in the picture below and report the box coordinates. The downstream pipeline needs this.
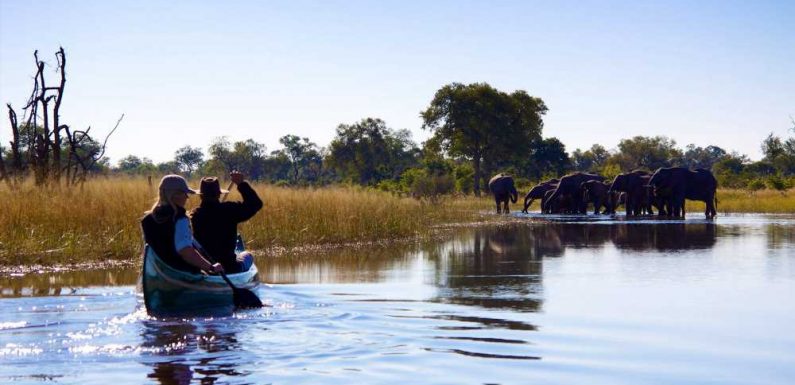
[141,174,225,274]
[190,171,263,273]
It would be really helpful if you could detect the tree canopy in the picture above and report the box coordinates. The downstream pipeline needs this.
[326,118,419,185]
[421,82,547,195]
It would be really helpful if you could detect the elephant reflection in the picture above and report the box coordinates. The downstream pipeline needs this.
[612,223,717,251]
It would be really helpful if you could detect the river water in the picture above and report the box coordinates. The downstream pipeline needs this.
[1,214,794,384]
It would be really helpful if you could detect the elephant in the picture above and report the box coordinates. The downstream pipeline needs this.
[608,171,657,216]
[488,173,518,214]
[543,188,573,214]
[544,172,605,214]
[581,180,614,214]
[521,178,559,213]
[647,167,718,219]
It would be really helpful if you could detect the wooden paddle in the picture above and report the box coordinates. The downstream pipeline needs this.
[197,244,263,309]
[217,267,264,309]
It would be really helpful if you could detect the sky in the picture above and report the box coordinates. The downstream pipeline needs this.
[1,0,793,164]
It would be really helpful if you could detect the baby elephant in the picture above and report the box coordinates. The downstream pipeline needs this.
[522,178,559,213]
[581,180,614,214]
[488,173,518,214]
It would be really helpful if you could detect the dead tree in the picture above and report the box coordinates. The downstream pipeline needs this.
[2,48,120,187]
[64,114,123,185]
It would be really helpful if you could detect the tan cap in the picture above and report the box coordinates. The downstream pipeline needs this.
[159,174,198,194]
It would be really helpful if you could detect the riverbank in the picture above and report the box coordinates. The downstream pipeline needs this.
[0,178,492,266]
[0,178,791,266]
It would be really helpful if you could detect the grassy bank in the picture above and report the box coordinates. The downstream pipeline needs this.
[0,178,489,265]
[0,178,792,266]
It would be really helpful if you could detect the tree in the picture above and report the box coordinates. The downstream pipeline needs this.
[326,118,419,185]
[174,145,204,175]
[571,144,609,172]
[761,133,795,176]
[3,48,120,186]
[421,82,546,196]
[612,135,682,171]
[116,155,156,174]
[681,144,727,170]
[278,134,321,184]
[117,155,143,172]
[525,137,570,179]
[206,137,267,179]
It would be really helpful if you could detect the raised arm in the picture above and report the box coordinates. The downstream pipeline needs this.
[229,171,263,222]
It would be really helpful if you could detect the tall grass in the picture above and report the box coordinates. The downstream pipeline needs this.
[0,178,488,265]
[0,179,792,266]
[715,189,795,214]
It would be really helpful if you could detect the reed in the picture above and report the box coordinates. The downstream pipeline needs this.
[0,178,489,265]
[0,179,791,266]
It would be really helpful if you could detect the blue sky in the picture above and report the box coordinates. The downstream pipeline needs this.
[1,0,793,163]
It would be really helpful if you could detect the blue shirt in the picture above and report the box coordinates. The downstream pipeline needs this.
[174,217,203,252]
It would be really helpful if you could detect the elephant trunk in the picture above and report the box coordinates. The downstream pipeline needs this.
[510,186,518,203]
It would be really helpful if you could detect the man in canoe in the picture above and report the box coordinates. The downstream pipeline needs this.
[141,175,225,274]
[191,171,263,273]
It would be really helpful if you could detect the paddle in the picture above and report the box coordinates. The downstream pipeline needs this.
[217,266,264,309]
[197,245,263,309]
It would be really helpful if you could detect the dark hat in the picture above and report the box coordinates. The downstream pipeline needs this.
[199,177,229,196]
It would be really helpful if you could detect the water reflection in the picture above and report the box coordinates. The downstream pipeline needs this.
[766,223,795,249]
[425,227,545,313]
[141,320,247,385]
[0,269,137,297]
[612,223,717,251]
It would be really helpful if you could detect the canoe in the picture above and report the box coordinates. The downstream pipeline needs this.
[141,238,259,316]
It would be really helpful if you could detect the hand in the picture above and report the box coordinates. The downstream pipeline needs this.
[211,263,224,274]
[230,170,245,185]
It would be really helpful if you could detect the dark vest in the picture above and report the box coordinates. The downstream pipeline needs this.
[141,206,199,273]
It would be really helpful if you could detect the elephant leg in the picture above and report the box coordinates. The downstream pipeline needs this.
[706,197,717,219]
[503,200,509,214]
[523,198,534,213]
[495,198,501,214]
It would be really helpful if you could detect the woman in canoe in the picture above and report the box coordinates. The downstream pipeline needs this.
[141,174,224,274]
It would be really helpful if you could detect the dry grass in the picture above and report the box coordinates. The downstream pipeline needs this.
[0,179,791,266]
[715,188,795,214]
[0,178,490,265]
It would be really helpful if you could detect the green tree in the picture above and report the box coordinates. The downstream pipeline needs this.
[571,144,609,172]
[116,155,156,174]
[174,145,204,175]
[612,135,682,171]
[524,137,570,180]
[421,82,547,196]
[761,133,795,175]
[156,161,180,174]
[207,137,268,179]
[278,134,321,184]
[327,118,420,185]
[681,144,727,170]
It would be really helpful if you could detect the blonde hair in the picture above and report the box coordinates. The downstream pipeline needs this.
[147,188,185,222]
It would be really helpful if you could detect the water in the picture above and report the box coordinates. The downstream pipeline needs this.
[1,214,794,384]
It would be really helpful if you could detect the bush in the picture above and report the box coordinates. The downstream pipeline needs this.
[453,164,474,194]
[746,178,766,192]
[766,175,788,192]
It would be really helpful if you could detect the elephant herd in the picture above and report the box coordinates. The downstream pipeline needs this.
[488,167,718,219]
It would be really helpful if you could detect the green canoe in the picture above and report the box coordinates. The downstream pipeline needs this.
[141,239,259,316]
